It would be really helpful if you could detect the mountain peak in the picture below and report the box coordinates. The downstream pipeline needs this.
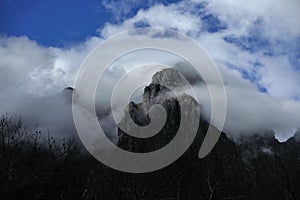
[152,68,186,88]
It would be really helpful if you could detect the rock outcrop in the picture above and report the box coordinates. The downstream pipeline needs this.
[116,68,300,200]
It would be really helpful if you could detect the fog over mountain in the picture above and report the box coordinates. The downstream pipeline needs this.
[1,66,300,200]
[1,1,300,199]
[1,0,300,142]
[0,42,300,142]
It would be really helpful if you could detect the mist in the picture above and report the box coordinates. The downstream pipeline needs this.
[1,35,300,143]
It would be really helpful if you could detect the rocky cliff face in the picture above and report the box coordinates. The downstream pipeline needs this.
[117,68,234,158]
[117,68,300,199]
[118,68,186,153]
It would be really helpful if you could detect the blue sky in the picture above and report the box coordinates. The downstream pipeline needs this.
[0,0,111,46]
[0,0,300,140]
[0,0,182,46]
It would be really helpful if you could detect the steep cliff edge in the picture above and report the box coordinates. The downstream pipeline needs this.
[117,68,207,153]
[116,68,300,199]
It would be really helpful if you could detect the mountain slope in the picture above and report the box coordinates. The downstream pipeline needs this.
[117,68,300,200]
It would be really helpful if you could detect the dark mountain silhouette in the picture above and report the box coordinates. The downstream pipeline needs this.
[117,68,300,200]
[0,68,299,199]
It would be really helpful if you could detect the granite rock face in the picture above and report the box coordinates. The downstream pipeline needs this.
[117,68,203,153]
[116,68,300,200]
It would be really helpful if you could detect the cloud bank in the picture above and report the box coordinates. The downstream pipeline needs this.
[0,0,300,141]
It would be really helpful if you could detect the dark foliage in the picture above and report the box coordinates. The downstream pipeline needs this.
[1,109,300,200]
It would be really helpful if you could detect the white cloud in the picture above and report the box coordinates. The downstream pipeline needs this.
[258,55,300,99]
[100,3,202,38]
[201,0,300,38]
[0,35,103,137]
[97,0,300,140]
[175,63,300,142]
[0,0,299,141]
[100,0,300,101]
[0,36,56,95]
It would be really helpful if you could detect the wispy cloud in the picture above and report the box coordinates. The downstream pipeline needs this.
[101,0,300,98]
